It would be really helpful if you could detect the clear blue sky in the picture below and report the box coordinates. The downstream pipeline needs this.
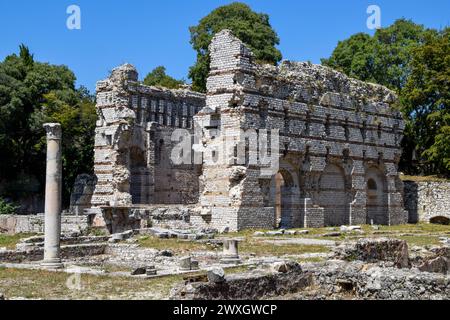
[1,0,448,92]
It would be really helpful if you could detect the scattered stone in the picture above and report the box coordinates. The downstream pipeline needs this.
[253,231,265,237]
[190,260,200,270]
[156,232,169,239]
[334,238,410,268]
[219,226,230,234]
[273,261,302,273]
[111,233,124,242]
[322,232,341,237]
[146,266,157,276]
[207,267,226,284]
[159,249,173,257]
[284,229,310,235]
[266,231,284,236]
[418,256,448,274]
[184,274,208,283]
[179,256,191,271]
[417,246,450,274]
[131,267,147,276]
[340,225,362,232]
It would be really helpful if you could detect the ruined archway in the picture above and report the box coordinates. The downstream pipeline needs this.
[129,146,151,204]
[319,163,350,226]
[430,216,450,225]
[270,166,299,228]
[366,166,388,225]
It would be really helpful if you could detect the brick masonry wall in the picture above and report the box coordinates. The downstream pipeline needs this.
[91,64,205,208]
[196,30,408,231]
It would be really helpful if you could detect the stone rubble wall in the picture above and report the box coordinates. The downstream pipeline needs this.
[171,260,450,300]
[171,267,313,300]
[0,243,106,263]
[403,181,450,223]
[0,214,91,234]
[307,261,450,300]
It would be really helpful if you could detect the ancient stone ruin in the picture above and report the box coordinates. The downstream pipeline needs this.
[89,29,408,232]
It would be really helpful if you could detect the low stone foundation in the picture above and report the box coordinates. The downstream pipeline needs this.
[0,243,107,263]
[0,214,91,234]
[308,261,450,300]
[171,265,313,300]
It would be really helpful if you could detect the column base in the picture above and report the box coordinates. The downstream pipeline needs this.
[41,259,64,270]
[220,256,241,264]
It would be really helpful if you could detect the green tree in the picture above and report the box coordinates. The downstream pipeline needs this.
[322,19,429,92]
[401,28,450,174]
[188,2,282,92]
[0,45,96,209]
[322,19,449,176]
[143,66,185,89]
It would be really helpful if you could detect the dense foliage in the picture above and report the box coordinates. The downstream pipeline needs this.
[188,2,282,92]
[0,197,18,215]
[143,66,185,89]
[0,45,96,209]
[322,20,449,176]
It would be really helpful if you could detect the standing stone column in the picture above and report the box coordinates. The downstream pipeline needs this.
[41,123,63,269]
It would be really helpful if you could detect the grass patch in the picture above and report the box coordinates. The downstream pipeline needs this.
[399,174,450,183]
[138,236,212,253]
[0,267,184,300]
[0,233,37,249]
[397,235,442,247]
[240,240,330,257]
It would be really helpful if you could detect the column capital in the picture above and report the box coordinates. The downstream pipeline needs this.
[43,123,62,140]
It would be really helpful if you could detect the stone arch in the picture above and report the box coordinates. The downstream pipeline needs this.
[129,146,151,204]
[429,216,450,225]
[365,166,388,225]
[270,161,300,228]
[318,163,351,226]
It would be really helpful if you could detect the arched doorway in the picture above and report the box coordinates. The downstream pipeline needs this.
[319,163,350,226]
[270,168,298,228]
[430,216,450,225]
[366,167,388,225]
[129,146,151,204]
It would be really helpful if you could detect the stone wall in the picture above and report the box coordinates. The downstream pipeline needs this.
[89,29,409,232]
[0,214,91,234]
[404,181,450,224]
[194,29,408,231]
[69,174,96,215]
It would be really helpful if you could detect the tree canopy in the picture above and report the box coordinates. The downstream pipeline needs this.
[322,19,449,176]
[143,66,185,89]
[0,45,96,209]
[188,2,282,92]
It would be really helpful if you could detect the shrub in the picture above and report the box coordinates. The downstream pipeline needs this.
[0,198,18,215]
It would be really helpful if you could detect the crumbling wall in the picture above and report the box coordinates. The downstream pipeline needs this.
[404,181,450,224]
[0,214,91,234]
[194,29,407,231]
[69,174,96,215]
[91,64,205,209]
